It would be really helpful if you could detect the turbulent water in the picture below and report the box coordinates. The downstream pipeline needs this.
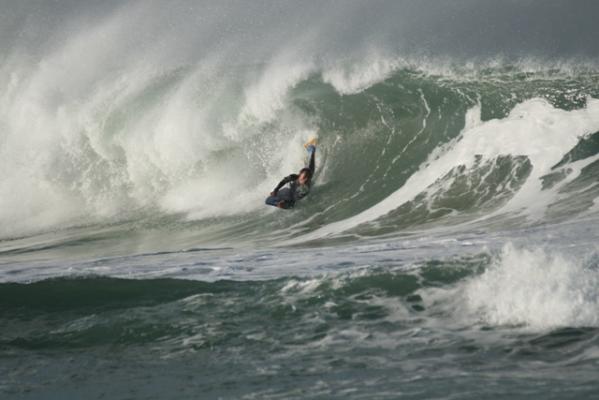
[2,1,599,399]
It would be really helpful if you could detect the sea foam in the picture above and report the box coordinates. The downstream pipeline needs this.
[465,244,599,329]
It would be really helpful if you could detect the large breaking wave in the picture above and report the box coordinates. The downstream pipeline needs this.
[3,61,599,244]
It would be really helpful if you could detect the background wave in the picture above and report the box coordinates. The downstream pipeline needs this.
[3,244,598,349]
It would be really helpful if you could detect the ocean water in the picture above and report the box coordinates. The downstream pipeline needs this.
[2,1,599,399]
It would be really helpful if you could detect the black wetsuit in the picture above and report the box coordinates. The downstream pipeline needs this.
[265,147,315,209]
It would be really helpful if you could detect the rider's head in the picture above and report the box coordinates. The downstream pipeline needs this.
[298,168,312,184]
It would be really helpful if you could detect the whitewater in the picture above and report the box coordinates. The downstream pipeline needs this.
[2,1,599,399]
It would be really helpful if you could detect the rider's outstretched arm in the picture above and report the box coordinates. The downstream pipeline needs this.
[307,147,316,175]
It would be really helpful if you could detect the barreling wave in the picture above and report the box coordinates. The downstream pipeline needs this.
[4,57,599,247]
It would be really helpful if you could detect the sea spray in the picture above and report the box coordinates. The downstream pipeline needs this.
[465,244,599,329]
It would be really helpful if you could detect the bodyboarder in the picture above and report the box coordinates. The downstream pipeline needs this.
[265,140,316,209]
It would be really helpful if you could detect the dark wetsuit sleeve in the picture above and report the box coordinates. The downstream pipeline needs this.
[308,148,316,175]
[273,174,298,193]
